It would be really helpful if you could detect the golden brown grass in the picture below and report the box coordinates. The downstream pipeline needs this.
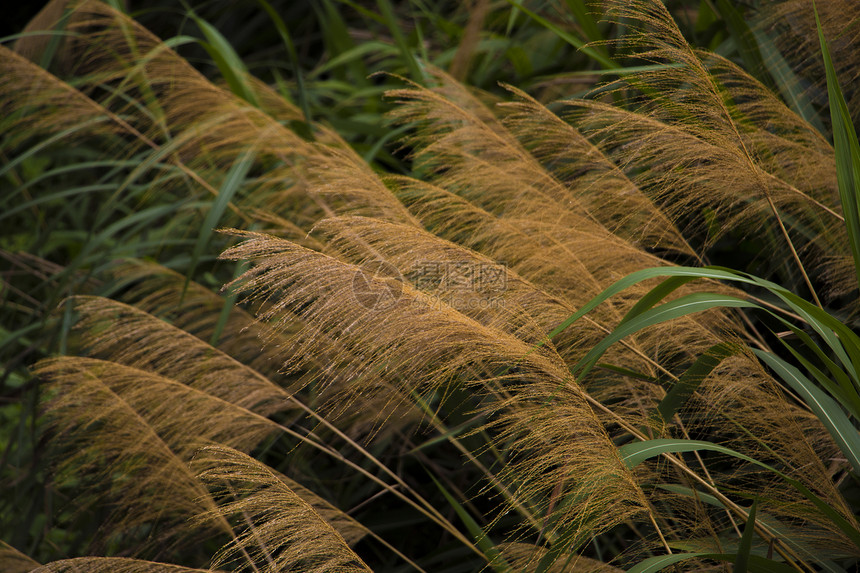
[3,0,859,571]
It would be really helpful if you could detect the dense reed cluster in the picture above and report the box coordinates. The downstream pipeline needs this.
[2,0,860,571]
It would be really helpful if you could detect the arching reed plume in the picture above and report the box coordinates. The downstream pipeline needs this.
[192,446,372,573]
[105,261,424,439]
[33,296,412,567]
[0,542,41,573]
[29,559,218,572]
[216,232,653,557]
[35,356,262,559]
[4,0,860,571]
[378,64,854,561]
[560,0,851,303]
[3,0,350,241]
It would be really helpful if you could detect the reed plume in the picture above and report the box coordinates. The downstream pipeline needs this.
[3,0,860,571]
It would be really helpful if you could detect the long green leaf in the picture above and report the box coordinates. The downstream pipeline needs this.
[208,261,245,347]
[715,0,773,90]
[189,13,259,106]
[619,438,860,548]
[183,149,255,299]
[627,553,702,573]
[573,292,754,379]
[311,42,399,77]
[563,0,604,46]
[428,474,510,573]
[551,265,860,393]
[618,438,758,469]
[754,350,860,474]
[816,3,860,292]
[375,0,423,81]
[255,0,312,124]
[736,498,759,573]
[775,330,860,418]
[753,29,825,133]
[545,266,752,346]
[500,0,617,69]
[658,485,847,572]
[620,275,699,325]
[627,552,794,573]
[657,342,739,423]
[773,317,858,409]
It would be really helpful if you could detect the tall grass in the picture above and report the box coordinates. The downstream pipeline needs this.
[2,0,860,571]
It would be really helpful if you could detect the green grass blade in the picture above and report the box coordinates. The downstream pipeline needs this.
[573,292,755,380]
[505,2,521,36]
[788,480,860,549]
[534,485,608,573]
[1,183,116,222]
[0,119,111,180]
[189,12,259,106]
[659,485,847,571]
[753,29,825,133]
[626,553,707,573]
[715,0,773,90]
[620,275,699,325]
[209,260,246,347]
[544,266,747,349]
[619,438,761,469]
[500,0,617,70]
[48,200,200,288]
[0,323,44,355]
[816,3,860,292]
[255,0,312,124]
[727,555,796,573]
[775,332,860,418]
[318,0,361,57]
[550,265,860,393]
[774,318,857,403]
[736,498,759,573]
[628,552,794,573]
[535,63,683,79]
[754,350,860,474]
[767,289,860,379]
[595,363,659,383]
[375,0,423,81]
[657,342,739,423]
[311,42,399,78]
[619,438,860,547]
[183,149,255,298]
[563,0,604,46]
[37,7,73,70]
[428,474,510,573]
